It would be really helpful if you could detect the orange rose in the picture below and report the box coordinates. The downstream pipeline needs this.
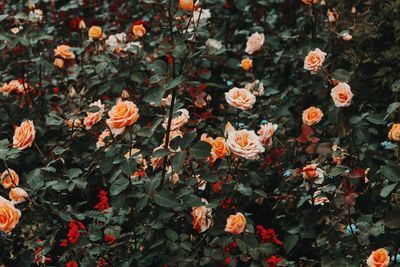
[367,248,390,267]
[106,99,140,136]
[132,24,146,38]
[179,0,194,11]
[302,106,323,126]
[83,100,105,129]
[224,212,246,235]
[241,58,253,71]
[88,26,103,40]
[302,164,324,184]
[96,129,112,149]
[191,198,213,233]
[225,87,256,110]
[201,134,214,146]
[9,187,28,204]
[0,80,24,94]
[302,0,320,5]
[304,48,326,74]
[388,123,400,142]
[13,120,36,150]
[54,45,75,60]
[211,137,230,160]
[227,129,265,159]
[330,82,353,107]
[1,169,19,189]
[0,196,21,233]
[53,58,64,69]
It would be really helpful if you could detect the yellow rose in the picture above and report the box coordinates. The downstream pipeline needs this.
[54,45,75,60]
[53,58,64,68]
[88,26,103,40]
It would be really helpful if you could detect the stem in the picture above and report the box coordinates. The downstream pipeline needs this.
[34,141,46,164]
[321,66,334,86]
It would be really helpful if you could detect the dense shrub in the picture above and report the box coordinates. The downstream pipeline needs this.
[1,0,400,266]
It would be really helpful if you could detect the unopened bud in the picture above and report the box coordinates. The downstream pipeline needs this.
[28,0,35,10]
[68,88,77,98]
[79,20,86,30]
[121,89,130,99]
[351,6,357,14]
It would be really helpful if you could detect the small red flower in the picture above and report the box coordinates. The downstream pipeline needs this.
[59,239,68,247]
[53,87,60,94]
[256,225,283,246]
[266,255,281,267]
[66,261,78,267]
[104,234,117,245]
[97,258,108,267]
[224,257,232,265]
[94,190,111,212]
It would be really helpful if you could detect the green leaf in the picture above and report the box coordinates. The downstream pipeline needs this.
[164,75,186,90]
[66,168,82,179]
[110,178,130,196]
[165,228,179,241]
[154,190,179,208]
[172,44,187,59]
[332,69,352,82]
[145,175,161,193]
[380,182,397,198]
[381,165,400,182]
[180,131,197,149]
[384,102,400,120]
[172,151,186,171]
[189,141,212,159]
[27,169,44,191]
[150,60,168,75]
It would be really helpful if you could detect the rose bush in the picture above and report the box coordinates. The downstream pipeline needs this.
[1,0,400,266]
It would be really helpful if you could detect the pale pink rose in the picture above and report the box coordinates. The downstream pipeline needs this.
[205,39,223,49]
[245,32,265,54]
[227,129,265,159]
[83,100,105,129]
[244,80,264,96]
[225,87,256,110]
[257,122,278,146]
[342,33,352,41]
[191,198,213,233]
[160,94,172,108]
[304,48,326,74]
[162,108,190,131]
[330,82,353,107]
[9,187,28,204]
[224,122,235,138]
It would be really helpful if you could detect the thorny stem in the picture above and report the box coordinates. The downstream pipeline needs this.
[321,66,334,87]
[34,141,46,164]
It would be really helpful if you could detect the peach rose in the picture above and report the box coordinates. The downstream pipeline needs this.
[225,212,246,234]
[227,129,265,159]
[0,80,25,94]
[304,48,326,74]
[65,119,82,128]
[201,133,214,146]
[245,80,264,96]
[132,24,146,38]
[88,26,103,40]
[1,169,19,189]
[330,82,353,107]
[224,122,235,137]
[13,120,36,150]
[162,108,190,131]
[83,100,105,129]
[241,58,252,71]
[302,106,323,126]
[0,196,21,233]
[106,99,140,136]
[211,137,230,160]
[96,129,112,148]
[53,58,64,68]
[191,198,213,233]
[302,163,324,184]
[54,45,75,60]
[245,32,265,54]
[9,187,28,204]
[389,123,400,142]
[257,122,278,146]
[302,0,320,4]
[179,0,194,11]
[225,87,256,110]
[367,248,390,267]
[150,145,165,170]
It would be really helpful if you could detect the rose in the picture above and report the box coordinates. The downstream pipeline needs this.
[224,212,246,234]
[162,108,190,131]
[83,100,105,129]
[227,129,265,159]
[13,120,36,150]
[302,0,320,5]
[302,106,324,126]
[388,123,400,142]
[132,24,146,38]
[367,248,390,267]
[205,39,223,49]
[106,99,140,136]
[225,87,256,110]
[211,137,230,160]
[330,82,354,107]
[88,26,103,40]
[65,119,82,128]
[302,164,324,184]
[96,129,111,149]
[245,32,265,54]
[0,80,24,94]
[9,187,28,204]
[304,48,326,74]
[54,45,75,60]
[0,196,21,233]
[240,58,253,71]
[244,80,264,96]
[192,198,213,233]
[179,0,194,11]
[1,169,19,189]
[53,58,64,68]
[257,122,278,146]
